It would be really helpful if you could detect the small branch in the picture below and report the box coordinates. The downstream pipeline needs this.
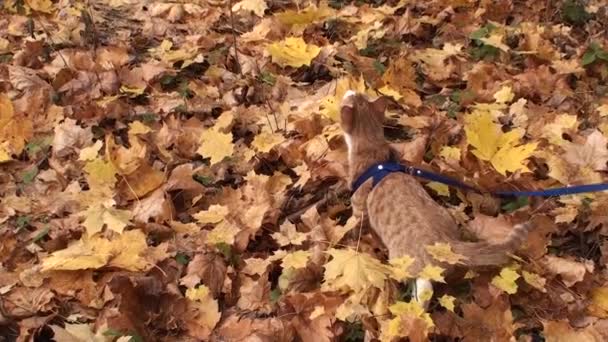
[228,0,242,76]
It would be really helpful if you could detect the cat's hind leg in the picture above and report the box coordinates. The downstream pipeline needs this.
[414,278,433,309]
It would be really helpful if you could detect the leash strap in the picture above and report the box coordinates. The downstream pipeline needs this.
[351,161,608,197]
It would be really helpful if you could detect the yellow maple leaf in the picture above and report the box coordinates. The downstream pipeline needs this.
[275,4,333,26]
[251,131,285,153]
[281,250,311,269]
[214,111,234,131]
[336,298,371,322]
[323,248,390,293]
[382,300,434,341]
[25,0,54,13]
[0,94,33,159]
[418,264,446,283]
[232,0,267,17]
[541,114,578,146]
[588,287,608,318]
[352,21,386,50]
[83,157,117,192]
[267,37,321,68]
[465,109,537,175]
[78,140,103,161]
[493,85,515,103]
[426,182,450,196]
[272,221,309,246]
[439,146,461,162]
[425,242,467,264]
[197,129,234,165]
[80,202,132,236]
[185,286,221,335]
[597,104,608,117]
[319,76,367,121]
[206,221,240,245]
[388,255,415,281]
[106,134,147,175]
[378,85,403,101]
[128,121,152,135]
[193,204,229,224]
[0,143,10,162]
[438,294,456,312]
[42,230,159,272]
[480,32,510,51]
[522,270,547,292]
[491,265,520,294]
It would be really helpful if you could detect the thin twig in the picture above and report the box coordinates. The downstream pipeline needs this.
[228,0,242,76]
[34,18,69,69]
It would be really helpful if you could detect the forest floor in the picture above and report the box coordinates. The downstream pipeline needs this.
[1,0,608,341]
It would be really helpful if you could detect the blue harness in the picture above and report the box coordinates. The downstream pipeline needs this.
[352,161,608,197]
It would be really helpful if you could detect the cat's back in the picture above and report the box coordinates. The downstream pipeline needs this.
[366,172,459,242]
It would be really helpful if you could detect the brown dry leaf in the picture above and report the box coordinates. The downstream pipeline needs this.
[543,320,604,342]
[0,94,33,160]
[542,255,594,287]
[183,286,221,340]
[460,297,515,341]
[237,274,272,312]
[563,130,608,171]
[468,214,515,244]
[180,253,227,296]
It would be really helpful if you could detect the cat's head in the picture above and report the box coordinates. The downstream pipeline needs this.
[340,91,390,142]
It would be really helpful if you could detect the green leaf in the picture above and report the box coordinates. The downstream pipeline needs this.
[373,59,386,75]
[102,329,124,337]
[501,196,529,213]
[16,215,31,230]
[21,166,39,184]
[270,288,281,303]
[175,252,190,265]
[344,321,365,342]
[582,50,597,66]
[258,72,277,86]
[32,226,49,243]
[562,0,590,25]
[137,112,158,124]
[193,174,214,186]
[470,23,496,40]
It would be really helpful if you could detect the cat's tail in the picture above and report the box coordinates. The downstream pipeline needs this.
[451,222,532,266]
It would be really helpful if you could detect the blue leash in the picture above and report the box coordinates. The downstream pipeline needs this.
[352,161,608,197]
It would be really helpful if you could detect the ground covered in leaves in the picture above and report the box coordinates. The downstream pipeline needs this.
[1,0,608,341]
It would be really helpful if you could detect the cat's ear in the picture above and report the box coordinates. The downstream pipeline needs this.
[370,96,390,119]
[340,104,354,133]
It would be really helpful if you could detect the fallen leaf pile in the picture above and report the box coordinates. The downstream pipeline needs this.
[1,0,608,341]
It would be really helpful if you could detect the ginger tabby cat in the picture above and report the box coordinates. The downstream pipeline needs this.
[340,91,531,305]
